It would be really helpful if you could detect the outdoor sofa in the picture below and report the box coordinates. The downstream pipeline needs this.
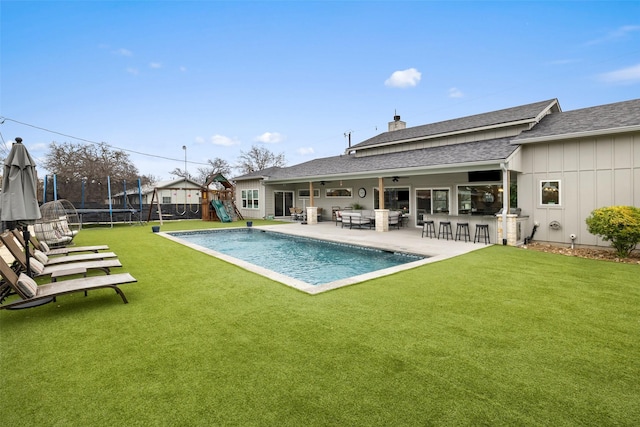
[340,210,374,229]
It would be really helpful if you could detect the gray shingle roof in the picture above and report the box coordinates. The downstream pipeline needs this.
[351,99,559,150]
[235,98,639,183]
[513,98,640,142]
[239,137,519,182]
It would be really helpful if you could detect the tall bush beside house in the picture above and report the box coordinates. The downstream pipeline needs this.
[586,206,640,258]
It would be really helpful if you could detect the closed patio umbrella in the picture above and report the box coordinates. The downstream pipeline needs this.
[1,137,42,277]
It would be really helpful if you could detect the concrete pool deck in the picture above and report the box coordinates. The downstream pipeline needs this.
[162,221,492,294]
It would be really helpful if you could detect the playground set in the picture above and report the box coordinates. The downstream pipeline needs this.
[37,173,242,236]
[145,173,243,225]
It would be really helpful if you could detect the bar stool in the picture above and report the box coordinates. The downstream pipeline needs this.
[455,222,470,242]
[438,221,453,240]
[474,224,490,244]
[422,220,436,238]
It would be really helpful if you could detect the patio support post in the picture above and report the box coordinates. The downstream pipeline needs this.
[375,177,389,232]
[500,163,509,245]
[306,181,318,224]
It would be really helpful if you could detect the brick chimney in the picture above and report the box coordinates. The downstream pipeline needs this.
[388,113,406,131]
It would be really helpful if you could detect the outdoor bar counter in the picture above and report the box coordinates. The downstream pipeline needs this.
[420,213,529,245]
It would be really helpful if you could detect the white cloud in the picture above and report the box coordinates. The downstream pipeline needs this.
[255,132,284,144]
[598,63,640,84]
[384,68,422,88]
[149,62,162,69]
[194,136,206,144]
[30,142,48,151]
[126,67,139,75]
[114,48,133,57]
[586,25,640,45]
[210,134,240,146]
[297,147,315,155]
[448,87,463,98]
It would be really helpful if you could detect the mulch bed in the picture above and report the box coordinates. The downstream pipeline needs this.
[522,242,640,265]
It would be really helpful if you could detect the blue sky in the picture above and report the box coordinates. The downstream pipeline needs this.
[1,1,639,181]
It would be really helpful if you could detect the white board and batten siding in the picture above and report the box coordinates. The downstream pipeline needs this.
[518,131,640,247]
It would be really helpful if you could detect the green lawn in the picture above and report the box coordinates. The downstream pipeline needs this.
[1,220,639,426]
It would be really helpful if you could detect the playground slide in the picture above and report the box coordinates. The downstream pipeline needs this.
[211,200,232,222]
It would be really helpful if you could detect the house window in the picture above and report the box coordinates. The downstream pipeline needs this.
[414,188,450,223]
[162,196,171,204]
[374,187,410,213]
[433,189,450,214]
[325,188,352,198]
[298,189,320,199]
[457,184,503,215]
[242,189,260,209]
[541,180,560,205]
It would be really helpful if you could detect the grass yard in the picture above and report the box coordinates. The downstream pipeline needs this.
[1,220,639,426]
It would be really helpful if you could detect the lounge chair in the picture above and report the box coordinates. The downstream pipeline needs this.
[1,232,117,266]
[0,259,136,309]
[12,229,109,256]
[0,232,123,278]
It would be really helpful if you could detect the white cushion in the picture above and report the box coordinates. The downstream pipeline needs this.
[29,258,45,275]
[34,250,49,264]
[40,241,50,252]
[16,273,38,299]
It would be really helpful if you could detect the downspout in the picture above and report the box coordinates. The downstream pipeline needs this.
[501,162,508,245]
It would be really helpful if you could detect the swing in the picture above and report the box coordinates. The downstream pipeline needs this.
[174,190,187,216]
[188,190,200,214]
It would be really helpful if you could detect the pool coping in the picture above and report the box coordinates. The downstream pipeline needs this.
[158,222,489,294]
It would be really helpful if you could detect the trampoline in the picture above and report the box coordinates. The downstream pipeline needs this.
[75,208,138,228]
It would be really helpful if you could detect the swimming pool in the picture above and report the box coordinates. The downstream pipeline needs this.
[165,228,426,293]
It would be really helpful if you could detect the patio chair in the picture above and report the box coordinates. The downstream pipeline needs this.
[289,207,301,221]
[57,216,79,240]
[0,259,137,309]
[388,211,401,229]
[0,232,123,279]
[11,229,110,256]
[33,220,72,247]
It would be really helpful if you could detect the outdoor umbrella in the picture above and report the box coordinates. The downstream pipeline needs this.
[1,137,42,277]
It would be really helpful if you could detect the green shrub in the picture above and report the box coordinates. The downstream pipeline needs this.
[586,206,640,257]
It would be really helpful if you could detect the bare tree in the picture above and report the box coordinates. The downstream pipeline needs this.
[42,141,147,204]
[236,145,286,175]
[169,168,191,180]
[195,158,232,184]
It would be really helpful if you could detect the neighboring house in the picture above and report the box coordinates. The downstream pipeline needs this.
[111,177,203,208]
[234,98,640,248]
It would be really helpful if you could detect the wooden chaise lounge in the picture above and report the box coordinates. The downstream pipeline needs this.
[0,232,122,278]
[0,260,137,309]
[11,229,109,256]
[6,231,116,264]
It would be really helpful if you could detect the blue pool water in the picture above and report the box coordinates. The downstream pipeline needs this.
[170,229,424,286]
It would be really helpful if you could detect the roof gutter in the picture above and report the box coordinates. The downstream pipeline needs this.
[263,159,505,185]
[515,124,640,144]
